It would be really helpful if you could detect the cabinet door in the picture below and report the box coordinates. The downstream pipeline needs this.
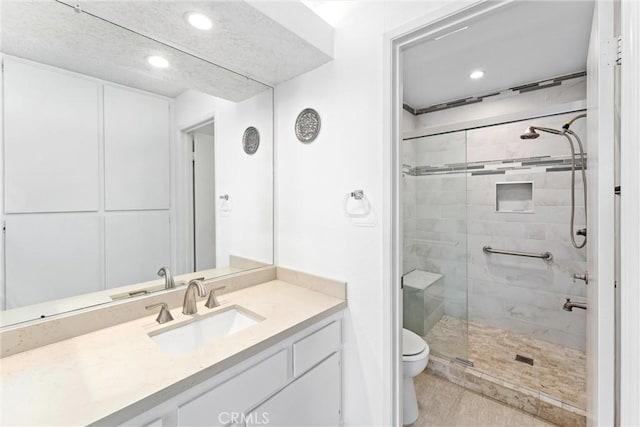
[104,85,170,210]
[120,408,177,427]
[177,350,288,427]
[247,353,341,427]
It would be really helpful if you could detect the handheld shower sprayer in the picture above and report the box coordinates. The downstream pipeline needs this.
[519,113,587,249]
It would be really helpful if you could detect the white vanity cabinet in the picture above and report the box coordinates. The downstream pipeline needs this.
[118,315,342,427]
[246,353,341,427]
[177,350,289,426]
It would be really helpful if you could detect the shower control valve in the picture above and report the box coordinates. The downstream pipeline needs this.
[573,272,589,285]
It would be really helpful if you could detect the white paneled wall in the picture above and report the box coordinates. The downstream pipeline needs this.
[104,85,170,210]
[3,59,100,213]
[1,57,172,308]
[105,214,171,288]
[4,215,102,307]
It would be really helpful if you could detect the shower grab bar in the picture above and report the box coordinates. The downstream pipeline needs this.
[482,246,553,261]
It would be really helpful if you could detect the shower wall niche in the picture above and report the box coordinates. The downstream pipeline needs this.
[495,181,534,213]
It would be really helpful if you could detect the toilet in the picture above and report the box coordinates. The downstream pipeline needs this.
[402,328,430,425]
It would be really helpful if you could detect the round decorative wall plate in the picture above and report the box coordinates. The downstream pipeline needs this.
[242,126,260,155]
[295,108,321,143]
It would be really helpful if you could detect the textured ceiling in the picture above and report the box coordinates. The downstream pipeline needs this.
[1,1,332,101]
[73,0,332,85]
[402,1,595,109]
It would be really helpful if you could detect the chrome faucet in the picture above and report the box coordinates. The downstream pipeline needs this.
[157,266,175,289]
[182,279,207,315]
[563,298,587,311]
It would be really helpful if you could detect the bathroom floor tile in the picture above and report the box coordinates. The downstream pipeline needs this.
[425,316,586,409]
[412,372,557,427]
[413,372,465,426]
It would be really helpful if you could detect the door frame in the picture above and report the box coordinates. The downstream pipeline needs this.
[382,1,618,425]
[177,115,216,274]
[383,2,511,423]
[619,1,640,424]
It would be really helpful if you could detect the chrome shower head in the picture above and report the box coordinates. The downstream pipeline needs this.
[520,125,564,140]
[520,127,540,140]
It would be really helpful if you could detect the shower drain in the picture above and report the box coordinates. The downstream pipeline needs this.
[515,354,534,366]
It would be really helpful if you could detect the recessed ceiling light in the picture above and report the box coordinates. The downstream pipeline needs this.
[469,70,485,80]
[185,12,213,30]
[147,56,169,69]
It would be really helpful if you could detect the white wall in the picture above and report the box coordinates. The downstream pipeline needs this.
[174,89,273,274]
[274,2,451,425]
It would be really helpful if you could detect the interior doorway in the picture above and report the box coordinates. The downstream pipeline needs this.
[188,121,216,271]
[384,1,617,425]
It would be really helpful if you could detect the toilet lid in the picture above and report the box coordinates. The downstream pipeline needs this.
[403,328,427,356]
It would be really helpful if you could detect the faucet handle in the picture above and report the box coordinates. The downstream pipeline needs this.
[573,272,589,284]
[146,302,174,324]
[205,286,227,309]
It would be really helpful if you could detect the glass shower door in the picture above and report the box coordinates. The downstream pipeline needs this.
[402,130,469,362]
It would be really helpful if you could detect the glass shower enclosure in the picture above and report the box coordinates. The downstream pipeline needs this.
[402,112,588,410]
[402,130,469,362]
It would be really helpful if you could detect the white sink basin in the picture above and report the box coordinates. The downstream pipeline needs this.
[149,305,263,357]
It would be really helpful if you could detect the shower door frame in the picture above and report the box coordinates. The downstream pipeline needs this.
[382,1,621,425]
[618,1,640,424]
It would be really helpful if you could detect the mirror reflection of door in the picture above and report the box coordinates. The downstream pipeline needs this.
[190,123,216,272]
[189,122,216,271]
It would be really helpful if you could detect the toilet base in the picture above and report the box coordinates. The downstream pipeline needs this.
[403,376,419,425]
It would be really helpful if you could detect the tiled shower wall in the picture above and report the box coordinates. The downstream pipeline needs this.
[403,111,587,351]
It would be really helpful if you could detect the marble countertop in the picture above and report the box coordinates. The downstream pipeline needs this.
[0,279,346,426]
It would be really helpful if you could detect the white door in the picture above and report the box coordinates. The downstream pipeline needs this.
[192,131,216,271]
[585,1,616,425]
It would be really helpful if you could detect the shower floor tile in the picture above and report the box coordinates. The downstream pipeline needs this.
[425,315,586,410]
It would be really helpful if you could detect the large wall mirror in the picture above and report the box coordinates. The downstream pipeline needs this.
[0,1,274,326]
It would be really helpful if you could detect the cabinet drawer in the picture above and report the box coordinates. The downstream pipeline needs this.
[178,350,288,426]
[293,321,341,376]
